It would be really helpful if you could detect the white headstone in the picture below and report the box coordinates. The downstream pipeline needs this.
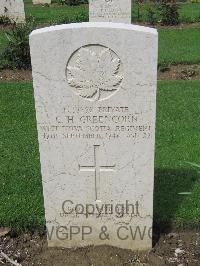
[30,22,158,251]
[33,0,51,4]
[89,0,131,23]
[0,0,25,23]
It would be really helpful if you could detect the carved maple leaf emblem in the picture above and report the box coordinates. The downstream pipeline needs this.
[67,47,123,100]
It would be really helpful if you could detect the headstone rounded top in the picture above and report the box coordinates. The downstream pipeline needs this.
[30,22,158,37]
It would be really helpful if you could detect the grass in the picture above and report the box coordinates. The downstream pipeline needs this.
[155,80,200,224]
[0,81,200,228]
[179,3,200,23]
[0,82,44,228]
[25,3,89,24]
[158,28,200,65]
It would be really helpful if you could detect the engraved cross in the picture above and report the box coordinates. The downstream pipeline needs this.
[79,145,115,201]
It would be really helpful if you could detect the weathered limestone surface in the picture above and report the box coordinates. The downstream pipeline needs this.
[30,23,158,250]
[89,0,132,23]
[33,0,51,4]
[0,0,25,23]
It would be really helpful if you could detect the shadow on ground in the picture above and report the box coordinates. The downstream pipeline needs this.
[153,167,199,245]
